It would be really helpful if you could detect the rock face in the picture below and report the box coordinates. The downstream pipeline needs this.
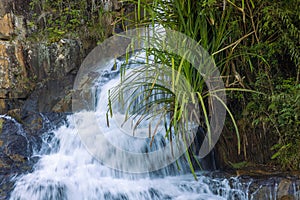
[0,114,41,192]
[0,0,124,114]
[24,39,83,112]
[0,113,68,199]
[0,2,120,197]
[0,10,84,114]
[0,2,124,195]
[0,11,31,113]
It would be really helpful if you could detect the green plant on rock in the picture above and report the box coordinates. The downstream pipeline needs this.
[245,77,300,170]
[111,0,300,172]
[29,0,110,43]
[260,0,300,82]
[107,0,270,176]
[268,81,300,169]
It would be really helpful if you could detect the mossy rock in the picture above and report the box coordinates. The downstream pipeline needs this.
[228,161,249,169]
[7,109,22,124]
[7,154,26,163]
[0,118,4,134]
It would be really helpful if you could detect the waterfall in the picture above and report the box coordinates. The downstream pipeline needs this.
[9,113,243,200]
[7,52,300,199]
[8,55,248,200]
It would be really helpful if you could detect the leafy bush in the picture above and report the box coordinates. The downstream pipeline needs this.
[29,0,111,43]
[246,77,300,169]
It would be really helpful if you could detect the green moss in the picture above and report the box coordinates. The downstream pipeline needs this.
[28,0,110,43]
[228,161,249,169]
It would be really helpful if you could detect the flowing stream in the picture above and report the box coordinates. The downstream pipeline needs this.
[9,113,246,200]
[7,56,300,200]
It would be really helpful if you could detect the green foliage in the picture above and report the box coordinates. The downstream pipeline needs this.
[260,1,300,68]
[245,76,300,169]
[106,0,300,171]
[234,0,300,169]
[26,0,298,171]
[109,0,266,175]
[28,0,110,43]
[228,161,249,169]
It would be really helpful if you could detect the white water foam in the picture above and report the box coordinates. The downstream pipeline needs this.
[9,114,245,200]
[9,58,246,200]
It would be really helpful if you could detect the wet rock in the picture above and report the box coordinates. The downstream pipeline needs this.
[0,0,127,115]
[0,38,84,115]
[0,115,37,199]
[21,111,43,133]
[7,109,22,123]
[0,99,23,115]
[251,183,274,200]
[0,175,14,200]
[243,176,298,200]
[278,179,293,199]
[0,112,67,178]
[189,126,218,171]
[22,76,75,113]
[52,92,73,113]
[0,117,32,176]
[0,118,31,158]
[280,195,296,200]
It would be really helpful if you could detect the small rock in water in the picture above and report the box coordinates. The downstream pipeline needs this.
[280,195,295,200]
[278,178,293,199]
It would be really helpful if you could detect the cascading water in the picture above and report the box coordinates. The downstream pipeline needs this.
[7,55,247,200]
[6,52,300,199]
[7,114,237,200]
[3,26,300,200]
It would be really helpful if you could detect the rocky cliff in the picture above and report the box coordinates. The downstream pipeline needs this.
[0,1,123,191]
[0,0,122,115]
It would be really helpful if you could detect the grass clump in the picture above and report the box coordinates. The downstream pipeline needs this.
[110,0,300,171]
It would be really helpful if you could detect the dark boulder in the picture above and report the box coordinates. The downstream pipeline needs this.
[0,113,63,175]
[189,126,219,171]
[0,117,33,175]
